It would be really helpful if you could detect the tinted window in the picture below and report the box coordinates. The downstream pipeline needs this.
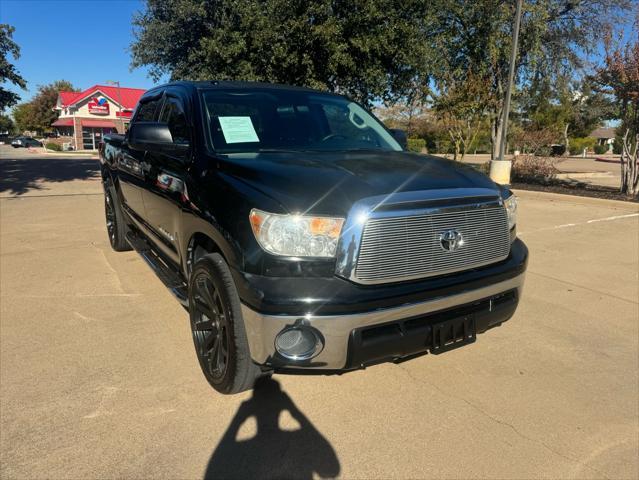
[135,97,161,122]
[201,89,401,154]
[159,97,190,144]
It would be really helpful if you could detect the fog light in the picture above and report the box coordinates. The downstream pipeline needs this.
[275,326,323,360]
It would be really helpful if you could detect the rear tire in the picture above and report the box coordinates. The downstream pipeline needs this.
[188,253,262,394]
[103,179,132,252]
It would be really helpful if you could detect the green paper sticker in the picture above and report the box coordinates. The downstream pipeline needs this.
[218,116,260,144]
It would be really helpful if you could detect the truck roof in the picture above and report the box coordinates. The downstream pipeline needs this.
[143,80,340,98]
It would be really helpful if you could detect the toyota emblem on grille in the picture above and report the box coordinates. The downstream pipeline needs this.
[439,229,464,252]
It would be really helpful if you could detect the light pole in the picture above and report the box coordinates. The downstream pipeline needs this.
[106,80,123,132]
[489,0,523,185]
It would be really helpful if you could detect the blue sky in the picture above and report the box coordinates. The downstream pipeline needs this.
[1,0,166,103]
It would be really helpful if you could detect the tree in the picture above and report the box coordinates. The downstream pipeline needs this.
[593,11,639,196]
[427,0,630,159]
[0,24,27,111]
[432,71,492,160]
[12,102,35,133]
[522,76,616,154]
[0,113,15,133]
[130,0,433,105]
[12,80,78,134]
[375,87,430,137]
[28,80,78,132]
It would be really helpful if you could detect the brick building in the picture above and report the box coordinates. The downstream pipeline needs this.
[51,84,146,150]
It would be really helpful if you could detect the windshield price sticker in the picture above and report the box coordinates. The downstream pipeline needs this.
[218,116,260,144]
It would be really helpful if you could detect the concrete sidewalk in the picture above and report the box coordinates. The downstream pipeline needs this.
[437,153,624,189]
[1,151,638,479]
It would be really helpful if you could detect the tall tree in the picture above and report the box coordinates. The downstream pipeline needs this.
[432,71,492,160]
[12,102,35,133]
[427,0,630,159]
[522,77,614,154]
[130,0,433,105]
[28,80,78,132]
[12,80,78,134]
[593,11,638,196]
[0,24,27,111]
[0,113,15,133]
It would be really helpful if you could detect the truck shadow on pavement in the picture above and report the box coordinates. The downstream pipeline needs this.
[0,157,100,196]
[204,377,340,480]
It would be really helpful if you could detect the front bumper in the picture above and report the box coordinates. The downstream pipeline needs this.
[240,240,527,370]
[243,274,524,370]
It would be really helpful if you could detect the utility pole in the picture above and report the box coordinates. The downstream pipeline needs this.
[106,80,123,132]
[489,0,523,185]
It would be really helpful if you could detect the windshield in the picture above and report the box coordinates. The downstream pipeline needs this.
[201,89,402,154]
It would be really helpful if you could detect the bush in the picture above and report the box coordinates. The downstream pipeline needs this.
[569,137,596,155]
[468,162,490,175]
[511,154,558,183]
[407,138,426,153]
[594,144,608,155]
[45,142,62,151]
[613,137,623,154]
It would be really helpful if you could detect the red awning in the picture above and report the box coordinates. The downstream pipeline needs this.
[81,119,117,128]
[51,118,74,127]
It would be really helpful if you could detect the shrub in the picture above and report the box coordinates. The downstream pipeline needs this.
[511,154,558,183]
[468,162,490,175]
[569,137,596,155]
[45,142,62,151]
[594,144,608,155]
[613,137,623,154]
[407,138,426,153]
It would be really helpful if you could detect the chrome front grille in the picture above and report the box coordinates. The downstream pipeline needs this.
[354,206,510,284]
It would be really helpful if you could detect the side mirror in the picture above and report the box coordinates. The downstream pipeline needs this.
[128,122,190,156]
[390,128,408,150]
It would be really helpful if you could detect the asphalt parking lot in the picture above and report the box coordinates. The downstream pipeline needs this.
[1,145,638,479]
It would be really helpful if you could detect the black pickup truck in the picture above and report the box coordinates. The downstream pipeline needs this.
[100,81,527,394]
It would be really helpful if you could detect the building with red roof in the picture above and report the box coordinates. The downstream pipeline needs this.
[52,84,146,150]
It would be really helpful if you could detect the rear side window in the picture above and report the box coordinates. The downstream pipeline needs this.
[159,97,190,144]
[135,97,162,122]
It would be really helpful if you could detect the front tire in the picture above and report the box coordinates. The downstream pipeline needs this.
[103,179,131,252]
[188,253,262,394]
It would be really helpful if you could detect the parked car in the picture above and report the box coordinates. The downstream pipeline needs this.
[11,136,43,148]
[100,81,528,394]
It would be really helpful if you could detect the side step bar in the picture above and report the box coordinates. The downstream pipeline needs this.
[126,230,189,307]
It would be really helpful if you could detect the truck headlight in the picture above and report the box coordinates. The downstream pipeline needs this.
[504,194,517,232]
[249,209,344,257]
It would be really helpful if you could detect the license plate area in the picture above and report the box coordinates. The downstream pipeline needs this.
[431,315,476,354]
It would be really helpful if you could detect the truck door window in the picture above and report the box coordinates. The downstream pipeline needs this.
[135,97,162,122]
[159,97,190,145]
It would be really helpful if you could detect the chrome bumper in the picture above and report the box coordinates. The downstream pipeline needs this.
[241,273,525,370]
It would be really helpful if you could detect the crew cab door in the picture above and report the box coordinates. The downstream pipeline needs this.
[117,93,163,220]
[141,90,193,266]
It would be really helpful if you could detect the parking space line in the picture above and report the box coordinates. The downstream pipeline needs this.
[519,213,639,236]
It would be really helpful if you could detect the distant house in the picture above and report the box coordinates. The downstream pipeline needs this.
[52,84,146,150]
[590,127,616,152]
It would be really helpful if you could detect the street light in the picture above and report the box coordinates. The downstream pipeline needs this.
[106,80,123,133]
[489,0,524,185]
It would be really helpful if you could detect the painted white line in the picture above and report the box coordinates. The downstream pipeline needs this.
[519,212,639,235]
[586,213,639,223]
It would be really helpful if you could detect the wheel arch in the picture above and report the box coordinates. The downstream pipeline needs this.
[184,227,239,279]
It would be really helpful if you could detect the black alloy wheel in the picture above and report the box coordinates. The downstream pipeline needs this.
[103,180,131,252]
[188,253,263,394]
[104,188,117,246]
[191,271,231,382]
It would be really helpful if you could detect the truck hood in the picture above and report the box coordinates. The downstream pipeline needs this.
[221,150,499,216]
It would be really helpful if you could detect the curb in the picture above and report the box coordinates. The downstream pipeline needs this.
[513,188,639,209]
[595,156,621,164]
